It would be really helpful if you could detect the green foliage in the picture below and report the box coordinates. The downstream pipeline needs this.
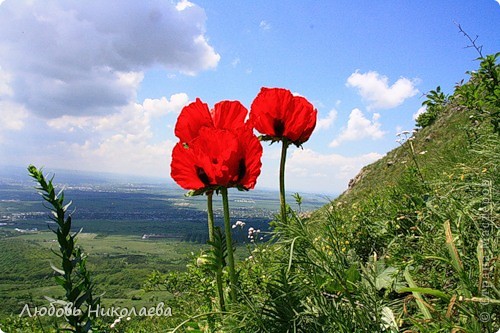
[316,126,499,331]
[416,86,450,128]
[456,52,500,134]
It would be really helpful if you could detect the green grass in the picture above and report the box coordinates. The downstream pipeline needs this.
[0,232,206,317]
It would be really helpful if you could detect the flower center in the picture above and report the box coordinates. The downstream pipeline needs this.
[237,158,246,181]
[273,119,284,137]
[196,166,210,185]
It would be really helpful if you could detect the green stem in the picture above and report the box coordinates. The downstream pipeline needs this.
[207,192,225,311]
[279,139,289,224]
[221,187,237,303]
[215,266,226,311]
[207,193,215,242]
[408,141,426,185]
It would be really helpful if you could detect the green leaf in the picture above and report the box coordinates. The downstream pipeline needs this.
[50,262,65,275]
[380,306,398,332]
[346,264,361,284]
[403,266,432,320]
[68,284,83,302]
[397,287,450,301]
[44,296,68,306]
[444,220,463,273]
[74,290,90,309]
[54,275,67,287]
[376,266,398,290]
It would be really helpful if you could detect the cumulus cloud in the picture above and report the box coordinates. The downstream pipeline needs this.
[330,108,385,147]
[47,93,189,134]
[0,101,29,143]
[43,93,189,176]
[346,71,419,109]
[176,0,194,10]
[0,0,219,118]
[67,135,177,178]
[316,109,338,130]
[286,148,383,194]
[254,145,382,194]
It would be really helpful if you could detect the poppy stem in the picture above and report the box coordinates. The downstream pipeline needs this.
[207,192,215,242]
[279,138,289,224]
[221,187,238,303]
[207,192,225,311]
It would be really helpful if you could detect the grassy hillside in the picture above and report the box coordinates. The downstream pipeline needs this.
[1,53,498,332]
[139,52,497,332]
[337,103,472,204]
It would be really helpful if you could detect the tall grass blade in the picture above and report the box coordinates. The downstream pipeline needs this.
[444,220,464,273]
[403,266,432,319]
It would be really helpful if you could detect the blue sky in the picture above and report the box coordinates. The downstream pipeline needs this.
[0,0,499,195]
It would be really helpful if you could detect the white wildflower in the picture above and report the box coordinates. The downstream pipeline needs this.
[234,220,246,229]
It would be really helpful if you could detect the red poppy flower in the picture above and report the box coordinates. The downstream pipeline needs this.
[171,126,262,192]
[250,87,317,146]
[174,98,248,144]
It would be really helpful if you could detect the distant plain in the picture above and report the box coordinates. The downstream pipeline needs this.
[0,167,327,316]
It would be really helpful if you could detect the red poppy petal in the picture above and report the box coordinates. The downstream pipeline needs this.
[296,107,317,144]
[249,109,278,137]
[250,87,293,137]
[170,143,207,190]
[283,96,317,144]
[211,100,248,130]
[192,127,241,187]
[174,98,213,143]
[237,125,263,189]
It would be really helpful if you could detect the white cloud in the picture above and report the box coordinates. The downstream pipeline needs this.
[412,106,427,121]
[0,101,28,131]
[346,71,419,109]
[330,108,385,147]
[0,0,219,118]
[176,0,194,11]
[142,93,190,117]
[0,101,28,144]
[43,93,189,177]
[47,93,188,133]
[496,0,500,5]
[68,136,176,178]
[316,109,338,130]
[286,148,383,194]
[259,20,271,30]
[253,144,382,194]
